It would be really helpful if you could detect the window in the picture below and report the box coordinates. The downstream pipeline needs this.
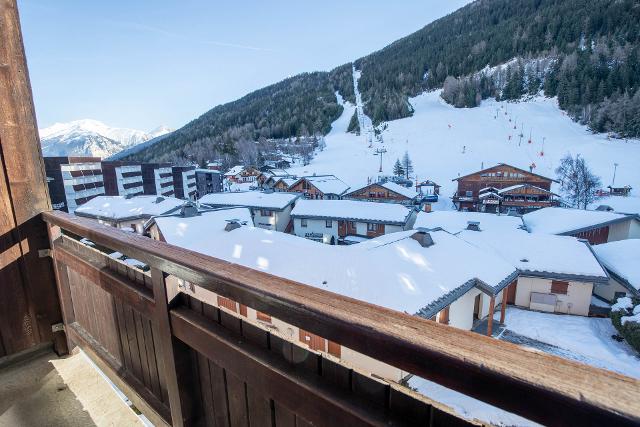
[465,190,473,197]
[325,220,332,228]
[260,209,273,217]
[551,280,569,295]
[367,223,379,232]
[301,218,307,227]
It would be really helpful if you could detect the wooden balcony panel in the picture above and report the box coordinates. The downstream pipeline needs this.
[42,210,640,427]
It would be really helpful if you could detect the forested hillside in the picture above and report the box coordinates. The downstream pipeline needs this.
[128,0,640,164]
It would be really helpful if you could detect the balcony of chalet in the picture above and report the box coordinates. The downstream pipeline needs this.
[1,2,639,426]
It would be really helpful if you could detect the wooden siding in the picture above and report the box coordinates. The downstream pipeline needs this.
[345,184,412,203]
[571,226,610,245]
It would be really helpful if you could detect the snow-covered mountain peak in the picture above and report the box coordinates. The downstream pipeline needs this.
[39,119,174,158]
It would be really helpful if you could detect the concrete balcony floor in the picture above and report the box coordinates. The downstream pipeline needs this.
[0,348,142,427]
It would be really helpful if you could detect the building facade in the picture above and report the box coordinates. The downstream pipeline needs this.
[452,164,558,213]
[343,182,419,206]
[44,156,105,212]
[101,161,144,197]
[141,163,175,197]
[195,169,223,197]
[172,165,197,200]
[288,175,350,200]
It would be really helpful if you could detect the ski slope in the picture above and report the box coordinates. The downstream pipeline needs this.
[289,90,640,209]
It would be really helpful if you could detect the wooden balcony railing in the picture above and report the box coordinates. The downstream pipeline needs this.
[42,210,640,427]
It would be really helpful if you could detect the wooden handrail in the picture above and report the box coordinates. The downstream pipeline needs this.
[43,210,640,426]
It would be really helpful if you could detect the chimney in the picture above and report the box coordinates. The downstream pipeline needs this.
[181,202,198,218]
[466,221,480,231]
[225,219,245,232]
[423,202,432,213]
[411,231,434,248]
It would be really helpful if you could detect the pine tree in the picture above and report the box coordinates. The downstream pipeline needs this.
[402,151,414,180]
[393,158,405,177]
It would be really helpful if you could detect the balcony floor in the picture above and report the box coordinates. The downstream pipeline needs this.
[0,348,142,427]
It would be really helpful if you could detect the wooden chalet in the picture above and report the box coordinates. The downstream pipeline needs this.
[608,185,633,197]
[288,175,350,200]
[224,165,261,183]
[343,181,419,206]
[452,163,559,213]
[1,5,639,427]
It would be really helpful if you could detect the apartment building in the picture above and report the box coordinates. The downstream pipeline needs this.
[172,165,197,200]
[101,161,145,197]
[141,163,175,197]
[44,156,105,212]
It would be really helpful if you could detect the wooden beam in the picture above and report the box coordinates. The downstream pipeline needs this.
[42,211,640,426]
[151,268,197,427]
[500,289,507,324]
[487,296,495,337]
[0,0,62,355]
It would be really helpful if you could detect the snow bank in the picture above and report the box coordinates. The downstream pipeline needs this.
[612,297,634,312]
[589,195,640,215]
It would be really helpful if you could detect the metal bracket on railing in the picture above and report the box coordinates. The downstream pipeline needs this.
[38,249,52,258]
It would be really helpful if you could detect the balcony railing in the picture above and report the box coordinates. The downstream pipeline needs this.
[42,210,640,427]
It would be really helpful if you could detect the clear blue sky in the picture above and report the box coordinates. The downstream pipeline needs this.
[20,1,470,131]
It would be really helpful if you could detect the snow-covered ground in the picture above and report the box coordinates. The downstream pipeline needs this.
[289,89,640,208]
[495,307,640,378]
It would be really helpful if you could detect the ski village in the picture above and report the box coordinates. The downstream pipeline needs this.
[3,1,640,426]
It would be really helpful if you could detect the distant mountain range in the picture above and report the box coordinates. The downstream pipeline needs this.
[39,119,173,158]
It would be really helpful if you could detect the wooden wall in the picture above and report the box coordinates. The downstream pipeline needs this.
[0,0,62,358]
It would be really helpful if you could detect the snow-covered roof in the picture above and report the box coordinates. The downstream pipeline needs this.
[75,195,184,220]
[199,191,299,210]
[153,208,254,242]
[153,219,516,315]
[353,181,418,199]
[593,240,640,291]
[224,165,245,176]
[589,196,640,216]
[414,211,524,234]
[291,200,412,224]
[459,230,608,282]
[523,207,634,235]
[300,175,350,195]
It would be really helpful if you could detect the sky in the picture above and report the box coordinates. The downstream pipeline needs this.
[20,1,471,132]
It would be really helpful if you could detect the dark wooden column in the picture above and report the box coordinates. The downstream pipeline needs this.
[0,0,63,357]
[500,288,507,324]
[486,296,495,337]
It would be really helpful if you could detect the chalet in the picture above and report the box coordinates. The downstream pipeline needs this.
[452,163,559,213]
[288,175,350,199]
[608,185,632,197]
[290,199,415,244]
[524,207,640,245]
[592,240,640,302]
[223,165,261,183]
[256,168,295,189]
[271,177,298,192]
[74,195,184,233]
[343,181,419,206]
[459,229,608,316]
[206,161,223,171]
[199,191,300,232]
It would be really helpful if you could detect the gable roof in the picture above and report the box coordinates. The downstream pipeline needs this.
[344,181,418,200]
[75,195,184,221]
[459,230,608,284]
[290,175,350,196]
[497,183,558,196]
[291,200,413,224]
[224,165,245,176]
[593,239,640,292]
[199,191,300,210]
[452,163,558,183]
[523,207,636,235]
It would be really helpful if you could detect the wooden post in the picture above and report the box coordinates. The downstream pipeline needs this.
[487,296,495,337]
[500,288,507,324]
[151,268,197,426]
[0,0,63,357]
